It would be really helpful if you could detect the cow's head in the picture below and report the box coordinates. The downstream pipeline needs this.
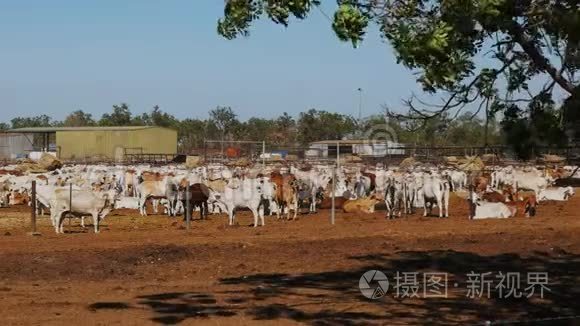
[102,189,122,209]
[256,178,275,201]
[0,191,9,207]
[467,189,480,219]
[563,186,575,200]
[524,199,537,217]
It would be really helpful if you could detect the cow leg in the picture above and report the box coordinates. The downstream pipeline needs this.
[250,206,262,227]
[276,201,284,220]
[52,210,61,233]
[423,199,428,217]
[139,196,148,216]
[202,201,208,220]
[228,207,235,226]
[57,212,66,234]
[152,199,159,214]
[437,196,443,218]
[181,200,186,221]
[444,193,450,218]
[80,216,85,228]
[292,199,298,220]
[92,212,100,233]
[260,205,265,226]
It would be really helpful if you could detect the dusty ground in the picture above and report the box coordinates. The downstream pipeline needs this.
[0,193,579,325]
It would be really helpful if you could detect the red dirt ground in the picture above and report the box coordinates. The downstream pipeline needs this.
[0,193,579,325]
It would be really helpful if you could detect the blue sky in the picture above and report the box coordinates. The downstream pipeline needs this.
[0,0,425,122]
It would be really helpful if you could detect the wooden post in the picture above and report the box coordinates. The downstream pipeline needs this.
[186,181,191,230]
[331,165,336,225]
[29,180,39,235]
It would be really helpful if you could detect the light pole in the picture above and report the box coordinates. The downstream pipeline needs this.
[357,87,363,137]
[357,87,363,121]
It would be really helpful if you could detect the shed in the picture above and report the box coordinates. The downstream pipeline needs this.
[7,126,177,161]
[309,139,405,158]
[0,132,35,159]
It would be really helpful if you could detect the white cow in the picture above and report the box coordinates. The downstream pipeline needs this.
[468,191,516,219]
[34,184,83,217]
[114,196,140,209]
[513,171,550,197]
[421,174,451,218]
[385,177,406,219]
[448,170,467,191]
[217,177,275,227]
[538,187,575,201]
[136,178,169,216]
[290,167,331,213]
[50,188,119,233]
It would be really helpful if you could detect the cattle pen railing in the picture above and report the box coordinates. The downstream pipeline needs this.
[2,144,580,168]
[191,144,580,168]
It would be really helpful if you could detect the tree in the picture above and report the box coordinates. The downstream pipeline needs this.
[500,93,567,159]
[11,115,53,129]
[63,110,96,127]
[99,103,132,126]
[0,122,9,130]
[296,109,356,145]
[209,106,239,142]
[218,1,580,141]
[178,118,207,153]
[131,112,151,126]
[273,112,297,145]
[151,105,179,128]
[243,117,276,141]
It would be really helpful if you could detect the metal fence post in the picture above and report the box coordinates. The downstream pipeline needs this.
[69,183,72,226]
[331,165,336,225]
[262,141,266,169]
[29,180,39,235]
[336,141,340,169]
[186,181,191,230]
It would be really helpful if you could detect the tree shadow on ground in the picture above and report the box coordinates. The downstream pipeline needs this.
[135,292,237,324]
[126,249,580,324]
[88,292,237,325]
[216,249,580,325]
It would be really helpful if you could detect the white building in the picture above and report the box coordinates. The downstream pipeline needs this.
[308,140,405,158]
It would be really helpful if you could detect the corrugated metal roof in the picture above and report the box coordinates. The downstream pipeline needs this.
[8,126,174,133]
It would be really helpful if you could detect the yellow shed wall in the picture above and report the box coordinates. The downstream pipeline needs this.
[55,128,177,160]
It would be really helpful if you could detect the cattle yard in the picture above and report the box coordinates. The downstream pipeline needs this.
[1,178,580,325]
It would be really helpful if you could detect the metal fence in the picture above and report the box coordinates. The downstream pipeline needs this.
[191,143,580,167]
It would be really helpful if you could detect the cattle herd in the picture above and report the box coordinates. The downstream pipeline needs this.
[0,162,577,234]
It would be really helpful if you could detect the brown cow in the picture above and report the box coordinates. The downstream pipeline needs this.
[179,183,210,220]
[141,171,165,182]
[472,176,490,193]
[505,195,537,217]
[9,190,30,205]
[36,175,49,185]
[270,172,299,220]
[343,196,381,214]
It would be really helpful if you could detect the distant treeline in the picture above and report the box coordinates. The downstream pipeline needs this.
[0,102,569,159]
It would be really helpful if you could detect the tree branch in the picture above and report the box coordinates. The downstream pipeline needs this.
[507,21,576,94]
